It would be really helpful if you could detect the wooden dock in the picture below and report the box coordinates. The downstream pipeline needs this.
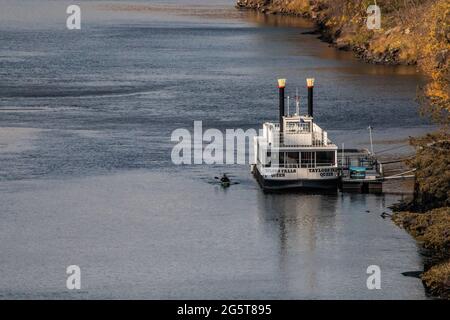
[337,148,414,194]
[337,148,383,193]
[339,177,383,193]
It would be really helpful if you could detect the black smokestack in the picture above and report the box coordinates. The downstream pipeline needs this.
[307,78,314,117]
[278,79,286,132]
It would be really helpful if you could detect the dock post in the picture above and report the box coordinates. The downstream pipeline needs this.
[368,126,374,155]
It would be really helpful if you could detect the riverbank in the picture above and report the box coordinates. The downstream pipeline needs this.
[391,133,450,299]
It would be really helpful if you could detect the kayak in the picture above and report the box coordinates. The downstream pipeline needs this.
[221,181,231,187]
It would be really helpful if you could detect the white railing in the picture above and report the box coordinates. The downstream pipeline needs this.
[278,135,326,147]
[262,163,336,169]
[266,123,331,147]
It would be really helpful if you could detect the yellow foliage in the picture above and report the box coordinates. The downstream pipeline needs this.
[393,207,450,250]
[417,0,450,124]
[286,0,310,14]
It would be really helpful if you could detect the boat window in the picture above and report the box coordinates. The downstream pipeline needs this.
[285,121,310,134]
[301,151,315,168]
[286,152,299,167]
[257,143,260,164]
[278,152,285,167]
[316,151,335,167]
[299,122,310,133]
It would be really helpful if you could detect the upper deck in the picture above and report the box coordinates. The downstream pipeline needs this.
[259,115,336,149]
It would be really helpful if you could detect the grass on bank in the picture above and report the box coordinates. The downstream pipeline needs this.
[393,207,450,251]
[422,260,450,299]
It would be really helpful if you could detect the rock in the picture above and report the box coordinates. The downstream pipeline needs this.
[336,38,350,50]
[301,30,320,35]
[402,271,422,278]
[435,49,448,68]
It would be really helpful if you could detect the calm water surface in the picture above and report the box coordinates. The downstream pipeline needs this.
[0,0,433,299]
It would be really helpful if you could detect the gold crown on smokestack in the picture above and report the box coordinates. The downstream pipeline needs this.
[278,79,286,88]
[306,78,315,88]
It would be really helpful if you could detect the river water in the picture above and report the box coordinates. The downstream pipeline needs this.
[0,0,434,299]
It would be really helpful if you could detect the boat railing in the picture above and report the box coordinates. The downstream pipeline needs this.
[276,135,327,147]
[262,163,337,169]
[267,123,331,147]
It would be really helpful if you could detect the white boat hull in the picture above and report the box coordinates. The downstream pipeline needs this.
[252,165,339,191]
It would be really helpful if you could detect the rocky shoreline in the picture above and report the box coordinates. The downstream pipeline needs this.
[390,133,450,300]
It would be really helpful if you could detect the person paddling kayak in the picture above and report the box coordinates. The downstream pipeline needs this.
[220,174,230,184]
[214,174,231,187]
